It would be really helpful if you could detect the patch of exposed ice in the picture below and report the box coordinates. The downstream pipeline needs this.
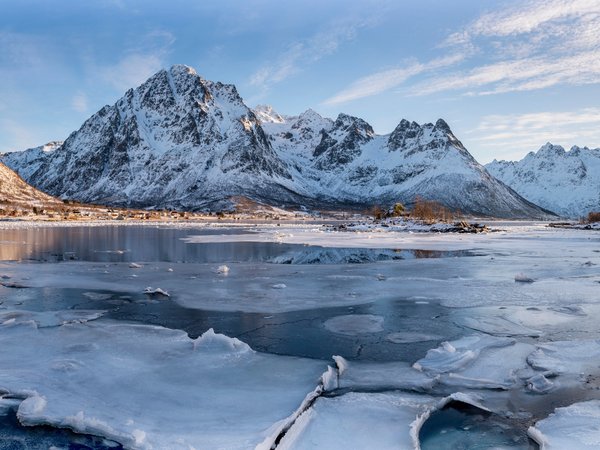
[143,287,170,298]
[329,356,436,392]
[269,248,405,264]
[413,335,515,374]
[456,315,542,337]
[527,340,600,374]
[0,310,105,328]
[323,314,384,335]
[386,332,443,344]
[82,292,112,301]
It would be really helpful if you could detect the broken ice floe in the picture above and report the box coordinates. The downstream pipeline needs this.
[528,400,600,449]
[0,310,105,328]
[515,273,535,283]
[277,392,438,450]
[527,340,600,375]
[216,264,230,275]
[0,322,328,449]
[325,356,436,392]
[143,287,170,298]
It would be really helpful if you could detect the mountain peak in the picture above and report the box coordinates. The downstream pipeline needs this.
[253,104,285,124]
[169,64,198,77]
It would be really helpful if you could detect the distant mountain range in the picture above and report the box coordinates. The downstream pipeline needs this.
[486,143,600,218]
[2,65,553,218]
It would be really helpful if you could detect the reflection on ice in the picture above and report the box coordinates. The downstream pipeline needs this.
[0,222,599,447]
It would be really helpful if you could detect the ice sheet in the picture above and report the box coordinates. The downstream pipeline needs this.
[328,356,436,392]
[527,340,600,374]
[529,400,600,449]
[0,321,328,449]
[277,392,438,450]
[413,335,515,374]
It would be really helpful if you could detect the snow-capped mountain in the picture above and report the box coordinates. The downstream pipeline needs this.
[0,161,61,207]
[486,143,600,218]
[2,141,62,181]
[3,65,550,218]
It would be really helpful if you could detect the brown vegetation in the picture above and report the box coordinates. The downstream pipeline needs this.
[587,211,600,223]
[410,196,458,223]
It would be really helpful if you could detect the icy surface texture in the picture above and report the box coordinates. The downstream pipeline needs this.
[278,392,438,450]
[529,400,600,449]
[0,322,327,449]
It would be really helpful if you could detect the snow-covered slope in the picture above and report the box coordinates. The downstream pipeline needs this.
[2,141,62,181]
[3,65,550,218]
[486,143,600,218]
[262,111,549,217]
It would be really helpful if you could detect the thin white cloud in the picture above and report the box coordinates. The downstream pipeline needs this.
[249,16,378,93]
[415,50,600,96]
[468,108,600,161]
[96,29,175,92]
[325,0,600,104]
[71,91,88,113]
[100,53,165,92]
[426,0,600,96]
[323,54,465,105]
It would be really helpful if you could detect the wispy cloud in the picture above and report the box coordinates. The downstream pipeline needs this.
[71,91,89,113]
[426,0,600,96]
[323,54,465,105]
[99,53,165,92]
[249,16,378,94]
[324,0,600,105]
[96,30,175,92]
[468,108,600,161]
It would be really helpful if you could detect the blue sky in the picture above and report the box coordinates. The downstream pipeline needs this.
[1,0,599,162]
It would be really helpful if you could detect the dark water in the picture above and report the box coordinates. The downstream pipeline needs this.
[0,406,122,450]
[420,402,538,450]
[0,225,500,447]
[1,284,464,363]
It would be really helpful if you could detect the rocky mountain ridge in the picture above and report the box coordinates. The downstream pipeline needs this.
[486,143,600,218]
[2,65,551,218]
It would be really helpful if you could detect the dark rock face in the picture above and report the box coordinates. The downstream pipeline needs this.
[3,65,554,218]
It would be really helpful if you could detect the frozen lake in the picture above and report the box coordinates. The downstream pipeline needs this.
[1,222,599,448]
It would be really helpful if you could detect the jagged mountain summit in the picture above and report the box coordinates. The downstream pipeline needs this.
[486,143,600,218]
[3,64,550,218]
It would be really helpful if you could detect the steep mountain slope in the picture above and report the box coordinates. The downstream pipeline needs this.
[486,143,600,218]
[260,110,549,217]
[2,141,62,181]
[5,65,296,210]
[3,65,550,218]
[0,161,61,207]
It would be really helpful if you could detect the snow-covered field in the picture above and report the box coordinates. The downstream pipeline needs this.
[0,221,599,448]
